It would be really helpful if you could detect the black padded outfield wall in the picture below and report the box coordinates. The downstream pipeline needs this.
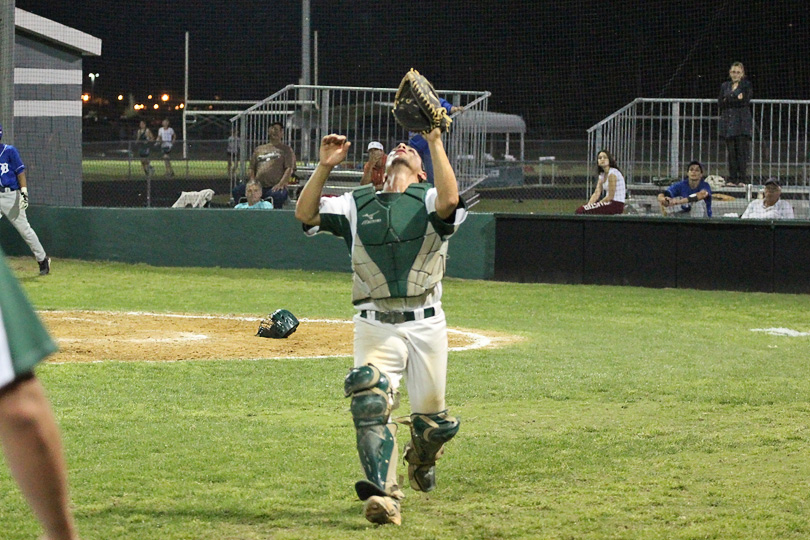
[495,215,810,294]
[5,209,809,292]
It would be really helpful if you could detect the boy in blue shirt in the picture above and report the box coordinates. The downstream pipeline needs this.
[657,160,713,217]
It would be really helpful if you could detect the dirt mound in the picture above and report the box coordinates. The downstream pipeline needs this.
[41,311,514,363]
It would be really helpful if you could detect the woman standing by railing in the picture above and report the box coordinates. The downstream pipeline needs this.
[719,62,753,187]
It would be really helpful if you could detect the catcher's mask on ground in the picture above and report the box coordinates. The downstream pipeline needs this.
[256,309,299,339]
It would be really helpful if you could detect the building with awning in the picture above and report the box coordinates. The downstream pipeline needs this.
[2,8,101,205]
[453,110,527,161]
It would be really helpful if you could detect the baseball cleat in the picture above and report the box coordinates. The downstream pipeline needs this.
[363,495,401,526]
[38,257,51,276]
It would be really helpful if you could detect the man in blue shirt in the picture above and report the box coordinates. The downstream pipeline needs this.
[0,124,51,274]
[234,179,274,209]
[656,161,713,217]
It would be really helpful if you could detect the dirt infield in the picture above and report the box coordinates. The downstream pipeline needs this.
[40,311,517,363]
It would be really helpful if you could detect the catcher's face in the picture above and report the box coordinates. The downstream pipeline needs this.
[389,144,422,169]
[383,144,426,191]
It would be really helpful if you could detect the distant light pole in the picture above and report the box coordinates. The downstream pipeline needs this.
[88,73,99,98]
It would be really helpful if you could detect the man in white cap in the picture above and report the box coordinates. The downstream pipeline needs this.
[360,141,387,189]
[741,178,794,219]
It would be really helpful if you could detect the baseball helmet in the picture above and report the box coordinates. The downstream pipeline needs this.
[256,309,299,339]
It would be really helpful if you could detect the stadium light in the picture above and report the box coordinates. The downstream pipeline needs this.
[161,94,170,102]
[117,94,123,101]
[81,93,90,102]
[88,73,99,95]
[153,104,159,109]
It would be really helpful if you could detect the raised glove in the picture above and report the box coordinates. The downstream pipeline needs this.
[19,187,29,211]
[256,309,299,339]
[392,68,452,134]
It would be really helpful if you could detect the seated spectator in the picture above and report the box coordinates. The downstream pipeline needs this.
[232,121,295,209]
[741,178,794,219]
[235,179,273,209]
[657,161,713,217]
[360,141,387,189]
[576,149,626,214]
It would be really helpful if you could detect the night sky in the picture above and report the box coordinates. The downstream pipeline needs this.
[13,0,810,138]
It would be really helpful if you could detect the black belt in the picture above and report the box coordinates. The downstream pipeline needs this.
[0,187,17,193]
[360,307,436,324]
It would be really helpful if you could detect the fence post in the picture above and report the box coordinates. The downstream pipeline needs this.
[669,101,680,179]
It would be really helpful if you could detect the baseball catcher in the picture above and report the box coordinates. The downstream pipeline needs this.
[256,309,299,339]
[392,69,452,134]
[296,125,467,526]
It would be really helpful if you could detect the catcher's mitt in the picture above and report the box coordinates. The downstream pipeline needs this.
[392,68,452,134]
[257,309,299,339]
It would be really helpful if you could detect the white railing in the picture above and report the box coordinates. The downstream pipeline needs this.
[230,85,491,195]
[587,98,810,192]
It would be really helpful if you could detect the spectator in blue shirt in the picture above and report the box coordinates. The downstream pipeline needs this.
[657,161,713,217]
[234,179,273,209]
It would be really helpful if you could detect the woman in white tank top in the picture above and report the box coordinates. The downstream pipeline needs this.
[576,149,626,215]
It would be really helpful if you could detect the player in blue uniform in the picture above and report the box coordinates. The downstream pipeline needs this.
[657,161,713,217]
[0,124,51,274]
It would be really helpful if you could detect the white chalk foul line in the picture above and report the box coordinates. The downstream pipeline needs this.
[750,328,810,337]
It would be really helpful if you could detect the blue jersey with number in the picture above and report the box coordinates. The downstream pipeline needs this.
[0,144,25,191]
[665,178,713,217]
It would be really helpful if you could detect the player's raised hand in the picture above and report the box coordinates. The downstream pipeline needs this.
[319,134,351,167]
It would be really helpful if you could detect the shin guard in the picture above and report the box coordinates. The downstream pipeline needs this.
[344,365,402,500]
[403,410,460,492]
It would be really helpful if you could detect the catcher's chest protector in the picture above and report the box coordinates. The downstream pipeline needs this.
[352,184,443,299]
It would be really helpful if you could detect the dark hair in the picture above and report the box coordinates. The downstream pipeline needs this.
[687,160,704,174]
[595,149,620,175]
[270,121,284,129]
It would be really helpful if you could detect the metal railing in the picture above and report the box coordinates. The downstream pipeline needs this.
[229,84,491,196]
[587,98,810,194]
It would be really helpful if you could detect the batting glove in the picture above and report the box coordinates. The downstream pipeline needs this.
[19,187,29,210]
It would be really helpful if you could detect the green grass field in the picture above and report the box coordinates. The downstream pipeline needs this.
[4,257,810,539]
[82,159,229,182]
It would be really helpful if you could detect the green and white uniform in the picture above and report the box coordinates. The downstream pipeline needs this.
[305,183,466,413]
[307,183,466,501]
[0,250,57,389]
